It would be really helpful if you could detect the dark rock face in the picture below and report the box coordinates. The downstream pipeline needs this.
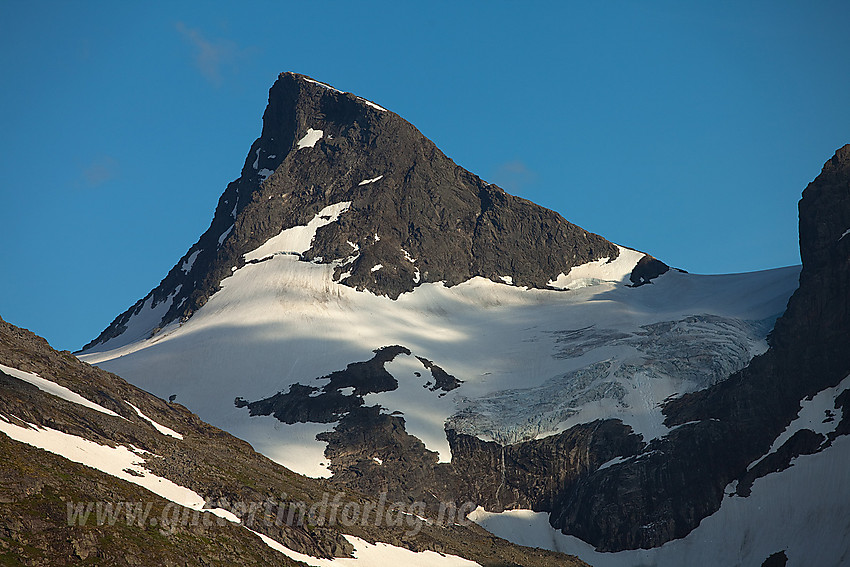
[415,356,462,393]
[316,405,644,521]
[83,72,624,351]
[319,405,445,506]
[734,428,825,497]
[629,254,669,286]
[552,145,850,550]
[445,422,644,513]
[236,346,411,424]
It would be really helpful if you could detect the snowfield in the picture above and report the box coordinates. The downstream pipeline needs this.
[80,204,800,480]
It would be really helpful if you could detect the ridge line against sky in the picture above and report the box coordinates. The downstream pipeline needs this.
[1,1,849,350]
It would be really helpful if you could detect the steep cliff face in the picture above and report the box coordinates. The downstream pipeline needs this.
[83,72,623,352]
[297,408,644,519]
[553,145,850,551]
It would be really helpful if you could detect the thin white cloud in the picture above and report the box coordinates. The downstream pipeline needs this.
[82,155,119,187]
[175,22,248,86]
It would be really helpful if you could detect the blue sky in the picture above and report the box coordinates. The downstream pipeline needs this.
[1,1,849,350]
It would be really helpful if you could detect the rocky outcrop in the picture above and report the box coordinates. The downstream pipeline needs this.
[315,405,644,523]
[628,254,670,286]
[83,72,636,351]
[236,346,412,424]
[445,422,644,513]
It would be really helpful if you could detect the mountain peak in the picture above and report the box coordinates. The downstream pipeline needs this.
[83,73,660,352]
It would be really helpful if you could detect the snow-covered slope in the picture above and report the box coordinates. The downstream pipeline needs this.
[80,202,799,478]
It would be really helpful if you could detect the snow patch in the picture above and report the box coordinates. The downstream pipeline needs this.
[499,276,513,285]
[358,175,384,186]
[370,264,383,273]
[597,455,629,471]
[181,249,200,273]
[303,78,343,93]
[468,508,574,554]
[253,532,480,566]
[244,201,352,262]
[243,418,337,478]
[127,402,183,439]
[548,246,645,290]
[748,373,850,471]
[0,418,231,518]
[258,168,274,181]
[252,148,260,170]
[218,225,233,246]
[0,363,120,417]
[356,97,388,112]
[297,128,324,150]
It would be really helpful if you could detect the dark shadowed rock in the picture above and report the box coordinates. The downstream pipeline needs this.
[629,253,669,286]
[237,346,410,423]
[761,550,788,567]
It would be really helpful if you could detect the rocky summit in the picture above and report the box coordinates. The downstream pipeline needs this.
[85,72,660,352]
[6,72,844,566]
